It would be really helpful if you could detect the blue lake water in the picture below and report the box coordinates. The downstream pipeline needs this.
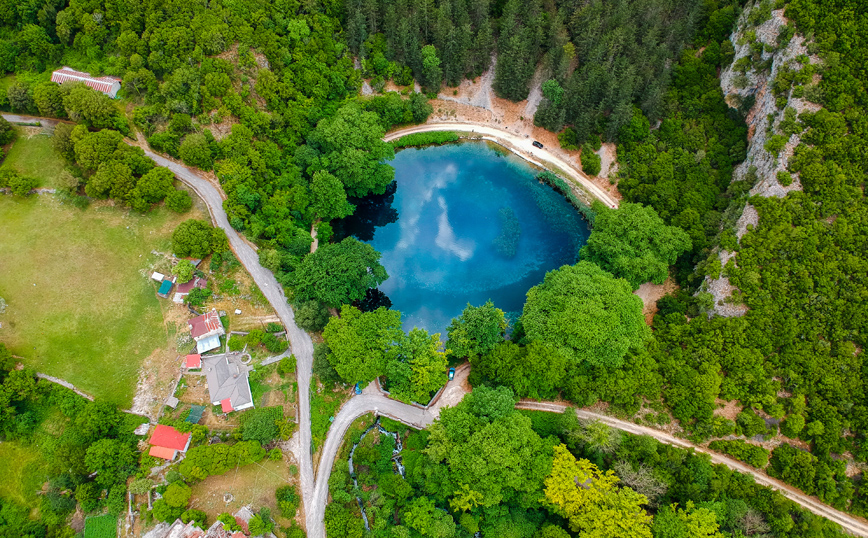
[336,141,590,336]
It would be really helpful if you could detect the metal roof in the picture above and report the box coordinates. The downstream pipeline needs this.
[158,279,173,294]
[203,353,254,411]
[148,446,177,460]
[51,67,121,98]
[149,424,191,451]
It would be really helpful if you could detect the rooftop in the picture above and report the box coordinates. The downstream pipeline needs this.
[189,309,223,340]
[177,276,207,295]
[51,67,122,98]
[203,353,254,411]
[149,424,191,451]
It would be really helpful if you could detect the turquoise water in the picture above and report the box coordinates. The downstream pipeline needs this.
[336,141,590,336]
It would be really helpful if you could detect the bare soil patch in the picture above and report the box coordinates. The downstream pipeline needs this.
[634,277,678,325]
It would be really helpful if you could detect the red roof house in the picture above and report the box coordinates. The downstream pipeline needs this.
[185,354,202,369]
[188,309,225,353]
[148,424,192,460]
[50,67,122,98]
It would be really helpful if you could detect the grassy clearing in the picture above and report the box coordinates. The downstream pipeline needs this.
[0,442,50,507]
[0,129,67,188]
[84,513,117,538]
[188,457,293,524]
[0,194,203,406]
[311,379,352,451]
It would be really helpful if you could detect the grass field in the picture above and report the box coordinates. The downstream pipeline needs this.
[84,513,117,538]
[0,129,68,188]
[0,194,202,406]
[0,442,50,507]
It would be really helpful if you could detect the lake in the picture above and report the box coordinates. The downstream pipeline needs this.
[335,141,590,336]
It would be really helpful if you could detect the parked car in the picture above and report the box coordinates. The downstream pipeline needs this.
[354,383,362,395]
[448,368,456,381]
[532,140,544,149]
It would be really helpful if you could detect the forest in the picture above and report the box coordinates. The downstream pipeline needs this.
[2,0,868,535]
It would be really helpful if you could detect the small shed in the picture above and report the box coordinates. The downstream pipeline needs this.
[151,272,165,282]
[157,279,174,298]
[165,396,179,409]
[147,424,192,461]
[185,353,202,369]
[51,67,122,98]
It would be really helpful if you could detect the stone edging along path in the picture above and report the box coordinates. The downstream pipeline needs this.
[4,114,868,538]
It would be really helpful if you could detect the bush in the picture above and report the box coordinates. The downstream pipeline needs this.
[179,133,213,169]
[294,301,330,332]
[268,448,283,460]
[266,322,283,333]
[263,333,288,353]
[391,131,458,148]
[166,189,192,213]
[736,409,767,438]
[708,439,770,468]
[581,144,602,176]
[9,173,38,196]
[184,287,212,307]
[275,485,299,519]
[0,116,14,145]
[179,441,266,480]
[277,355,297,377]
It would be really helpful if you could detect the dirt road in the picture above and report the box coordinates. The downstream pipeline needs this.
[384,122,619,208]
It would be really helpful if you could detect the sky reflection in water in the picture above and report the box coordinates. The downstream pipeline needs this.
[337,141,590,336]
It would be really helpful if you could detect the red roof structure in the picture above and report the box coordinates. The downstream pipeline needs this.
[221,398,233,413]
[148,446,177,460]
[185,354,202,369]
[150,424,192,451]
[50,67,122,98]
[176,276,207,294]
[189,309,223,340]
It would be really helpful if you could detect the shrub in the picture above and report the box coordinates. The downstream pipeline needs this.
[277,355,297,377]
[391,131,458,148]
[166,189,192,213]
[263,333,288,353]
[708,439,770,468]
[581,144,602,176]
[184,287,212,307]
[294,301,330,332]
[275,485,299,519]
[736,409,767,437]
[266,322,283,333]
[9,173,38,196]
[0,116,14,145]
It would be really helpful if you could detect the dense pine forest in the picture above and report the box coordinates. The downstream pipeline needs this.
[2,0,868,536]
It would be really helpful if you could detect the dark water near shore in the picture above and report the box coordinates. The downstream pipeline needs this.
[335,141,590,335]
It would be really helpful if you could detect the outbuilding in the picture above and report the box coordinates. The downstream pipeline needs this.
[50,67,122,98]
[147,424,191,461]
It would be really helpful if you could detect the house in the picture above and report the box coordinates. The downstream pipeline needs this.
[188,309,224,353]
[142,506,276,538]
[148,424,191,461]
[173,276,207,304]
[185,353,202,370]
[50,67,122,98]
[157,279,174,298]
[202,353,254,412]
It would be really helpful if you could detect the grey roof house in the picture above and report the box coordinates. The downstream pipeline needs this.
[202,353,254,412]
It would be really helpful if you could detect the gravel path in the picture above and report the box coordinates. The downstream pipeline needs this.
[6,113,868,538]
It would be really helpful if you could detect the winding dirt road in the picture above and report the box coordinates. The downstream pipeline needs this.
[384,122,619,209]
[5,113,868,537]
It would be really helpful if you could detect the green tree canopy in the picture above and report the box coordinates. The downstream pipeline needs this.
[172,219,218,258]
[84,438,137,488]
[311,170,354,221]
[545,444,651,538]
[521,261,649,368]
[292,237,388,308]
[322,305,404,383]
[307,103,395,198]
[446,301,508,359]
[580,202,692,289]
